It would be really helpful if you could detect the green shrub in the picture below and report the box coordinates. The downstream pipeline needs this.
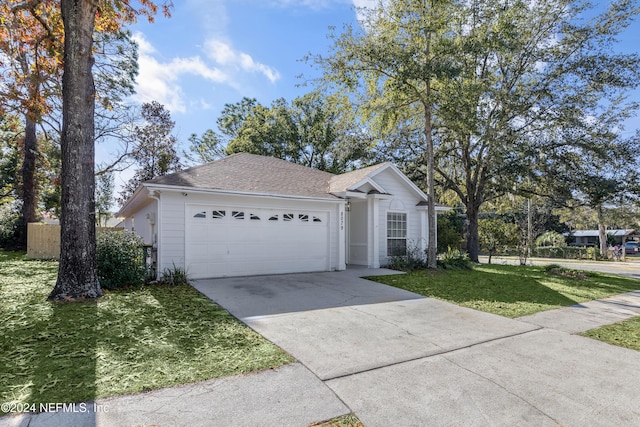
[437,210,464,253]
[0,204,20,249]
[535,231,567,248]
[528,246,594,259]
[586,246,601,261]
[158,264,189,286]
[544,264,592,279]
[543,264,562,273]
[96,230,146,289]
[386,241,427,272]
[438,248,472,270]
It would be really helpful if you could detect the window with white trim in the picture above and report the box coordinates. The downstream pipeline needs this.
[387,212,407,256]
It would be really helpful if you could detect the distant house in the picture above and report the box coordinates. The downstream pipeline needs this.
[117,153,449,279]
[566,229,638,246]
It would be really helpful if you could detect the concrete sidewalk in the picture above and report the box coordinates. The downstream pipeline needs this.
[518,290,640,333]
[0,363,349,427]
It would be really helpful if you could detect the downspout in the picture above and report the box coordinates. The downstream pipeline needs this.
[148,190,161,280]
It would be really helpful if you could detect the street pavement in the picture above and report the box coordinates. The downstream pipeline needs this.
[481,255,640,278]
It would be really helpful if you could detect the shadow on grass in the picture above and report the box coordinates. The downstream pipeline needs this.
[28,300,98,408]
[0,299,99,419]
[0,252,100,417]
[145,284,293,377]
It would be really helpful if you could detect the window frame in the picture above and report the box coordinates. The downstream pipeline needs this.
[386,211,408,257]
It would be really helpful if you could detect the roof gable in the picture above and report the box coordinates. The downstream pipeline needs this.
[328,163,390,193]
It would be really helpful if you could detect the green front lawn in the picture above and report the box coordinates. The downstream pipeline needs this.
[369,264,640,318]
[312,414,364,427]
[581,317,640,351]
[0,251,292,411]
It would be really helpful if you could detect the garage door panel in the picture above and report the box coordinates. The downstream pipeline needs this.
[186,205,330,278]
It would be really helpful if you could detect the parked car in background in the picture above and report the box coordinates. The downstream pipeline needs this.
[625,241,639,255]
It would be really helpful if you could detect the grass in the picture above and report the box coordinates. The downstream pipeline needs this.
[369,264,640,318]
[0,251,293,411]
[581,317,640,351]
[311,414,364,427]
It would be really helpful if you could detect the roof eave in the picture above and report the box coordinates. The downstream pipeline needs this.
[144,183,342,203]
[116,185,148,218]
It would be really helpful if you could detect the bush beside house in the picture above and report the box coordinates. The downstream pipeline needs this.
[96,230,147,289]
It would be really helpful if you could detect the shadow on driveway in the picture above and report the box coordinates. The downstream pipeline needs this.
[191,266,421,319]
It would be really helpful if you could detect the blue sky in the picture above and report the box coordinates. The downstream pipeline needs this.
[105,0,640,192]
[128,0,367,140]
[104,0,369,191]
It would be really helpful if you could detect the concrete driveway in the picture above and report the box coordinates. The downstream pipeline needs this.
[193,267,538,380]
[193,267,640,426]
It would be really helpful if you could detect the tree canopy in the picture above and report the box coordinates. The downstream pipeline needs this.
[119,101,181,203]
[314,0,640,262]
[192,92,373,174]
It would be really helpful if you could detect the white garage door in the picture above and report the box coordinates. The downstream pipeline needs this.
[185,204,330,278]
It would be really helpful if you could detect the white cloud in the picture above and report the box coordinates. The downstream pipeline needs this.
[131,33,279,114]
[351,0,381,24]
[268,0,346,8]
[204,39,281,84]
[352,0,377,8]
[186,0,229,36]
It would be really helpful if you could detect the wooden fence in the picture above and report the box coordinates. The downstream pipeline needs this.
[27,223,122,260]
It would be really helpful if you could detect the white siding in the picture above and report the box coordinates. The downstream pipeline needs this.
[160,192,186,273]
[130,201,158,245]
[371,169,426,266]
[348,200,368,265]
[157,190,341,277]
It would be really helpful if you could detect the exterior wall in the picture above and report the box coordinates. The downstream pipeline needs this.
[156,190,342,276]
[371,169,427,267]
[159,191,185,273]
[348,200,368,265]
[130,200,158,245]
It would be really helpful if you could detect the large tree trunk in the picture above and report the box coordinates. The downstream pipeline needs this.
[424,102,437,269]
[49,0,102,300]
[597,206,607,258]
[18,115,38,249]
[423,23,437,269]
[466,204,480,262]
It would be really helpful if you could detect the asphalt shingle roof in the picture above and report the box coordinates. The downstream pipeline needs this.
[328,163,390,193]
[146,153,339,199]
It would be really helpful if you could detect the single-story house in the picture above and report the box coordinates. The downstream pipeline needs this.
[117,153,448,279]
[566,229,638,246]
